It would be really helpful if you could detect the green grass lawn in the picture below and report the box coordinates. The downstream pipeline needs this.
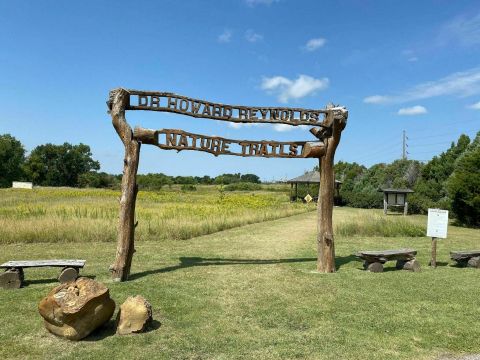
[1,204,480,359]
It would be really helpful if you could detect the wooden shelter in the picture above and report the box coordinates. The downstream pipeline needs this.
[287,171,342,202]
[380,188,414,215]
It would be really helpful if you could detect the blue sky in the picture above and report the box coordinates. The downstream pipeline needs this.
[0,0,479,181]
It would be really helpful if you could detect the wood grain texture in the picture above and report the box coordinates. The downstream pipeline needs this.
[126,90,332,127]
[316,111,347,273]
[356,249,417,263]
[109,88,141,282]
[0,260,85,268]
[133,127,325,158]
[450,250,480,261]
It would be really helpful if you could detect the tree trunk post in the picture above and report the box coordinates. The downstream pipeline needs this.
[316,111,346,273]
[108,88,141,282]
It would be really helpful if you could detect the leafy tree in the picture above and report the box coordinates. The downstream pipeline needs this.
[447,132,480,227]
[24,143,100,187]
[78,171,119,189]
[137,173,173,190]
[0,134,26,187]
[333,160,422,209]
[240,173,261,183]
[214,173,242,185]
[411,134,470,213]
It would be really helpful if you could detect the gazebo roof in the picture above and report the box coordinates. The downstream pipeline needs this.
[379,188,414,194]
[287,171,342,184]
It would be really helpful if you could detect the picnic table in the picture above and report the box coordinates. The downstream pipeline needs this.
[355,249,420,272]
[0,259,86,289]
[450,251,480,268]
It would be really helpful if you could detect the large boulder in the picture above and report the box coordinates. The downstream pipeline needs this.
[38,277,115,340]
[116,295,153,335]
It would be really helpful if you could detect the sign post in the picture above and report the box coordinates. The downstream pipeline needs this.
[426,209,449,268]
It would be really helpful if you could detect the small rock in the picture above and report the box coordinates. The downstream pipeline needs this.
[116,295,153,335]
[38,277,115,340]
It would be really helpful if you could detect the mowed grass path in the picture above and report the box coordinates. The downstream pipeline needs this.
[1,208,480,359]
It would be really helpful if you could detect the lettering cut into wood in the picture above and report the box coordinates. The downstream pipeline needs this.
[133,128,325,158]
[127,90,329,127]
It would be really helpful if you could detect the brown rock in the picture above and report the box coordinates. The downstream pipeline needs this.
[116,295,153,335]
[38,277,115,340]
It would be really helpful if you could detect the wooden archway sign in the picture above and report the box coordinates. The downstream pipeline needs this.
[107,88,348,281]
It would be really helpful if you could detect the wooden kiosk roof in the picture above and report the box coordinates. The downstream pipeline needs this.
[287,171,342,184]
[379,188,414,194]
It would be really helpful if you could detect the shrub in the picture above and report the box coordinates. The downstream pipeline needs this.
[224,182,261,191]
[447,133,480,227]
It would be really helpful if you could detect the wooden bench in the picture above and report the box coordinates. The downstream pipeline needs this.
[450,251,480,268]
[0,260,86,289]
[355,249,420,272]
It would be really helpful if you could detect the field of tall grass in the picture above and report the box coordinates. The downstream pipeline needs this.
[0,186,314,244]
[335,212,426,237]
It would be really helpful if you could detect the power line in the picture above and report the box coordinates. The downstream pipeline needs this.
[408,141,453,148]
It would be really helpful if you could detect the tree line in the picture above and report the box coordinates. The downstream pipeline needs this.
[332,131,479,227]
[1,132,478,227]
[0,134,260,190]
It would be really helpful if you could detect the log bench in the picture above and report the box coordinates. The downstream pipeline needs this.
[0,260,86,289]
[355,249,420,273]
[450,251,480,268]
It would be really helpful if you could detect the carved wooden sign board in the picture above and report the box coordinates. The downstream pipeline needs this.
[107,88,348,282]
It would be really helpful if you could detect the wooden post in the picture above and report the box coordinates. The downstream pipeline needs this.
[295,183,298,201]
[430,237,437,268]
[404,201,408,216]
[383,193,388,215]
[290,183,293,202]
[317,113,346,273]
[108,88,141,282]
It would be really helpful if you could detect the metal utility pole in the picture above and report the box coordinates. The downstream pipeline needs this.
[402,130,408,160]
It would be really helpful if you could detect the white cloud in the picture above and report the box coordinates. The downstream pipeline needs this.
[402,49,418,62]
[468,101,480,109]
[228,122,242,129]
[228,122,262,129]
[218,29,232,43]
[261,74,329,103]
[245,29,263,43]
[245,0,278,7]
[273,124,293,132]
[304,38,326,51]
[439,11,480,47]
[364,95,390,104]
[364,66,480,104]
[398,105,427,116]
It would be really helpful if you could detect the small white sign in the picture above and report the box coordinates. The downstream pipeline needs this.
[12,181,33,189]
[304,194,313,203]
[427,208,449,238]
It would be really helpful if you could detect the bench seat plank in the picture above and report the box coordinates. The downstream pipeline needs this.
[450,251,480,262]
[0,260,86,269]
[356,249,417,262]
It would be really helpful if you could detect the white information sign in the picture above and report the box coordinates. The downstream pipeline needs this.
[12,181,33,189]
[427,208,449,238]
